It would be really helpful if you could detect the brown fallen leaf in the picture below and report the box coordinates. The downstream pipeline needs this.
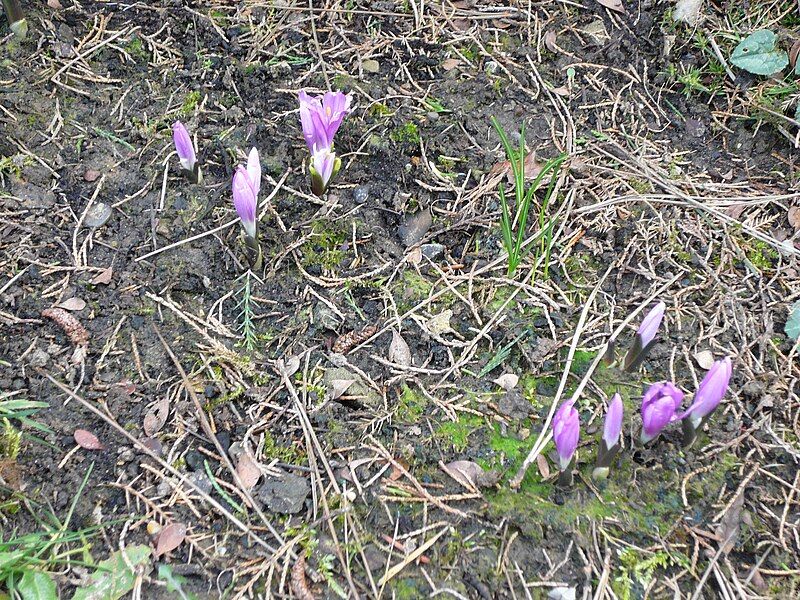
[493,373,518,391]
[143,397,170,437]
[397,208,433,247]
[236,452,262,490]
[789,40,800,71]
[596,0,625,13]
[57,297,86,311]
[92,267,113,285]
[788,206,800,231]
[489,152,542,185]
[693,350,715,370]
[441,58,461,71]
[388,330,412,367]
[155,522,187,557]
[536,454,551,479]
[544,30,559,53]
[716,490,745,554]
[328,379,355,400]
[74,429,105,450]
[441,460,500,490]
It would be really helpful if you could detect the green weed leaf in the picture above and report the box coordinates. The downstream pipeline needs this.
[730,30,788,75]
[71,545,151,600]
[18,571,57,600]
[786,300,800,341]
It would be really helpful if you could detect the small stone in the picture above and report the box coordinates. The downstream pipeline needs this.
[84,202,112,228]
[362,59,380,73]
[256,472,310,514]
[204,384,219,398]
[187,471,213,495]
[353,185,370,203]
[83,169,101,182]
[216,431,231,454]
[185,450,204,471]
[420,243,444,260]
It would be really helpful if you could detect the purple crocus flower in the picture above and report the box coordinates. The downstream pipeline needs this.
[232,166,257,239]
[310,146,338,196]
[298,90,352,152]
[552,400,580,471]
[640,382,684,444]
[603,393,624,450]
[683,357,732,429]
[624,301,666,370]
[637,302,666,349]
[172,121,196,172]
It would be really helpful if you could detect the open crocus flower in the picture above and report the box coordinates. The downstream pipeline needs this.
[298,90,351,152]
[552,399,579,485]
[594,393,624,480]
[172,121,201,183]
[309,146,341,197]
[681,357,732,446]
[624,301,666,371]
[640,382,684,444]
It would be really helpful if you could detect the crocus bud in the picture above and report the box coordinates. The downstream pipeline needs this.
[594,393,623,480]
[552,400,580,480]
[3,0,26,39]
[681,357,732,446]
[246,146,261,198]
[624,302,666,371]
[232,167,257,239]
[172,121,201,183]
[309,146,341,197]
[640,382,684,444]
[298,90,352,152]
[603,394,624,450]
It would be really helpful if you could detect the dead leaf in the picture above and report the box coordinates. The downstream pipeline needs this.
[92,267,113,285]
[74,429,105,450]
[725,203,747,219]
[551,86,571,97]
[673,0,703,26]
[236,452,262,490]
[329,379,355,400]
[493,373,518,391]
[388,330,412,367]
[441,58,461,71]
[281,355,301,377]
[425,310,453,337]
[406,245,422,265]
[441,460,500,490]
[544,30,559,53]
[788,206,800,231]
[83,168,100,182]
[790,40,800,71]
[155,522,186,557]
[694,350,715,370]
[397,208,433,247]
[548,587,576,600]
[596,0,625,13]
[143,397,170,437]
[490,152,542,185]
[47,0,63,8]
[715,490,745,554]
[536,454,551,479]
[58,297,86,311]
